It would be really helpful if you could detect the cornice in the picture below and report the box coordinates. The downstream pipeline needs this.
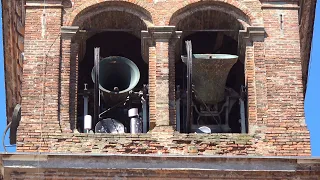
[239,26,266,43]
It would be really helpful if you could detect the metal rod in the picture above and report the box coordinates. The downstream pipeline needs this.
[185,41,193,133]
[183,29,238,32]
[2,122,12,152]
[142,84,148,133]
[225,97,229,131]
[142,98,147,133]
[99,99,127,118]
[80,29,135,33]
[176,85,181,132]
[94,47,100,129]
[240,98,246,133]
[83,96,88,116]
[80,29,238,33]
[83,84,89,116]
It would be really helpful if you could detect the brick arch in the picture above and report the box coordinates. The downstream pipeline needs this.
[68,1,153,27]
[169,0,255,28]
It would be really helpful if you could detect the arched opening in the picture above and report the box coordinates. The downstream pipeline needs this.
[172,7,248,134]
[75,8,151,134]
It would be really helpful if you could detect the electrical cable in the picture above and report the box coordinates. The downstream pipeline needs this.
[2,122,11,153]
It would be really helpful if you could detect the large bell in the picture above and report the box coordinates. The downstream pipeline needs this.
[181,54,238,104]
[92,56,140,103]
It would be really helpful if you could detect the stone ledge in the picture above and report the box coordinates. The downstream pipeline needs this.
[1,153,319,171]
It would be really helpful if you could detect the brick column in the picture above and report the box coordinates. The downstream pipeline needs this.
[253,41,268,126]
[19,1,63,133]
[148,46,157,129]
[60,26,79,132]
[17,1,63,152]
[141,27,181,132]
[240,27,266,133]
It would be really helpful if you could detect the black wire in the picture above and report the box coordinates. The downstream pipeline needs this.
[2,122,12,152]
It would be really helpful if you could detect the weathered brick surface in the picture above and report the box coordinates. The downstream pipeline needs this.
[300,0,317,94]
[19,6,63,135]
[2,0,25,123]
[8,169,320,180]
[17,0,312,157]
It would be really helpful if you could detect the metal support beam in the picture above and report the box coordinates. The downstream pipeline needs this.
[142,84,148,133]
[185,41,193,133]
[142,99,148,133]
[183,29,238,32]
[240,98,246,134]
[176,85,181,132]
[93,48,100,129]
[79,29,134,33]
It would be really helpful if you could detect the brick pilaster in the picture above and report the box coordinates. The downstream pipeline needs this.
[253,41,268,125]
[60,26,79,132]
[240,27,266,133]
[148,46,157,129]
[20,1,63,133]
[142,27,181,131]
[17,1,63,152]
[244,41,257,132]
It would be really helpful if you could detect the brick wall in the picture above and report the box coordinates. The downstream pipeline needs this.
[2,0,25,123]
[262,2,310,155]
[17,0,311,156]
[19,4,63,136]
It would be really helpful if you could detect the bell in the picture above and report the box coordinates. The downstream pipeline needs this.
[181,54,238,104]
[91,56,140,103]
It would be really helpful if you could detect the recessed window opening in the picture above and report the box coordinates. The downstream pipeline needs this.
[77,31,149,134]
[173,9,248,134]
[176,32,247,134]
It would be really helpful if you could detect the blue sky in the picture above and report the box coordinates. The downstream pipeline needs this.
[0,2,319,155]
[305,1,320,156]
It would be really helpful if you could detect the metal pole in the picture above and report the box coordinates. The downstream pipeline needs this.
[83,83,89,133]
[185,41,193,133]
[240,98,246,133]
[94,47,100,130]
[176,85,181,132]
[225,97,229,131]
[183,29,238,32]
[240,86,247,133]
[83,83,89,116]
[142,84,148,133]
[142,98,147,133]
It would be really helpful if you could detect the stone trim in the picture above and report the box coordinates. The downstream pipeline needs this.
[25,0,63,8]
[1,153,319,171]
[260,0,299,10]
[239,26,265,43]
[141,26,182,62]
[141,26,182,44]
[61,26,79,40]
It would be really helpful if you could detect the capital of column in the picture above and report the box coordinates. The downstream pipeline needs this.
[239,26,265,44]
[61,26,80,40]
[25,0,64,8]
[141,26,182,62]
[142,26,182,44]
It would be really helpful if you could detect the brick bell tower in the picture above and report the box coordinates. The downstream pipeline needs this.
[15,0,311,157]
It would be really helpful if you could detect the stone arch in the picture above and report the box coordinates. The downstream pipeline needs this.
[69,1,153,27]
[169,0,254,28]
